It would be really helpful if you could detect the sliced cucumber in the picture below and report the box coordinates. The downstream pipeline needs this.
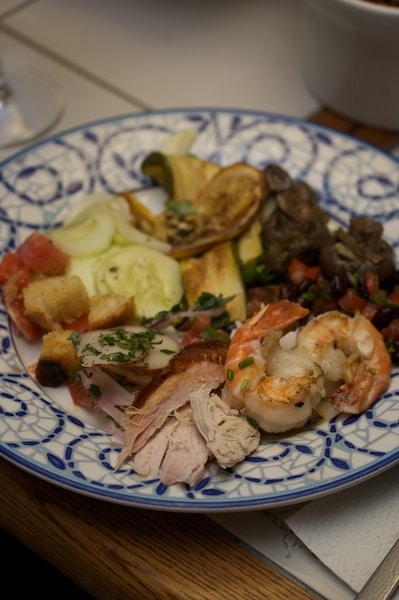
[66,254,104,296]
[114,219,171,253]
[50,193,170,258]
[95,246,183,319]
[47,212,116,257]
[63,193,124,226]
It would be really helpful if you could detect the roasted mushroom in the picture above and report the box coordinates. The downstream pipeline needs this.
[260,164,330,273]
[320,215,396,286]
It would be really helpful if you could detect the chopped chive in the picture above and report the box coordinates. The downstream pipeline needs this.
[227,368,234,381]
[238,356,255,369]
[240,378,250,391]
[246,416,258,429]
[88,383,101,400]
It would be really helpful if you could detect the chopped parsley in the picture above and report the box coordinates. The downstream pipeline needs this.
[81,327,162,364]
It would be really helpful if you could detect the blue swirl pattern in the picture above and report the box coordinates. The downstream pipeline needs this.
[0,109,398,511]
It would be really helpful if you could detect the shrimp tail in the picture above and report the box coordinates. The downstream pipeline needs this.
[331,363,390,415]
[250,300,309,337]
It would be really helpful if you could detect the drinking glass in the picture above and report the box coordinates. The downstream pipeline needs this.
[0,45,64,149]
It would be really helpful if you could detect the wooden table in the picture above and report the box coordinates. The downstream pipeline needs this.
[1,109,398,600]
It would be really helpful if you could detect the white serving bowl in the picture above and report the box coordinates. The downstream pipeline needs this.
[301,0,399,130]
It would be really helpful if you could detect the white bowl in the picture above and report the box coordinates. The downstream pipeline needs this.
[301,0,399,130]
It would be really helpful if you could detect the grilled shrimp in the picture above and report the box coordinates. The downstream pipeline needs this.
[296,310,391,415]
[223,300,392,434]
[223,300,325,433]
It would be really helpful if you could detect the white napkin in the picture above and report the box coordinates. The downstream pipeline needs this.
[286,465,399,593]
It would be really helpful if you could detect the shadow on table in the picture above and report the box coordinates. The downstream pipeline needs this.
[2,528,95,598]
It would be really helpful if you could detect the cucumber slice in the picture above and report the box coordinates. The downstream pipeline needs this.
[95,246,183,319]
[114,219,171,253]
[63,193,124,226]
[47,212,115,257]
[66,254,104,296]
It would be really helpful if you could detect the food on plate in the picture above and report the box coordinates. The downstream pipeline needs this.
[141,150,220,203]
[119,338,229,461]
[224,300,320,434]
[87,294,134,331]
[296,310,392,415]
[1,135,398,487]
[319,216,395,287]
[224,300,391,434]
[118,337,260,486]
[46,193,171,256]
[36,329,83,387]
[88,245,183,319]
[23,274,89,331]
[180,241,247,321]
[259,164,330,274]
[142,160,266,259]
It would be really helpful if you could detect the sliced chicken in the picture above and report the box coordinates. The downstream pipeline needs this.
[117,339,229,468]
[158,416,210,486]
[131,418,177,479]
[190,385,261,468]
[132,411,210,486]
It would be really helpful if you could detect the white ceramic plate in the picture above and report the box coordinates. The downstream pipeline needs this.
[1,108,398,512]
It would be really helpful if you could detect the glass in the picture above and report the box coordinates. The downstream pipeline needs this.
[0,44,64,149]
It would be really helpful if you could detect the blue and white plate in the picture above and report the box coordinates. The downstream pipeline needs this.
[1,108,398,512]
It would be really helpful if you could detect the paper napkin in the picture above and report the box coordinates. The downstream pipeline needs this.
[285,465,399,593]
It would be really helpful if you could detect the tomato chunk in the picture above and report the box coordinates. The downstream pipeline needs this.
[180,313,212,346]
[0,251,24,285]
[67,377,95,408]
[62,313,89,332]
[5,296,43,341]
[338,288,368,315]
[16,232,69,276]
[287,258,319,286]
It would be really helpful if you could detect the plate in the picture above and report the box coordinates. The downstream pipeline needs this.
[1,108,399,512]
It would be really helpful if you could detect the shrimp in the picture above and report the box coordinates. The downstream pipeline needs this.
[223,300,392,434]
[296,310,391,415]
[224,300,325,433]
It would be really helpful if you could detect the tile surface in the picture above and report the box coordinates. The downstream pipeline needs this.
[3,0,319,115]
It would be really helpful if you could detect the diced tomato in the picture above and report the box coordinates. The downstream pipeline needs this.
[338,288,368,315]
[180,313,212,346]
[16,232,69,276]
[11,266,33,294]
[246,285,280,317]
[0,251,24,284]
[5,296,43,341]
[287,258,319,286]
[188,313,212,333]
[67,377,94,408]
[63,313,89,333]
[364,271,379,296]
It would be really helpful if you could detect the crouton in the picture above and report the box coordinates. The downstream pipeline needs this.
[23,275,89,331]
[88,294,134,331]
[35,329,81,386]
